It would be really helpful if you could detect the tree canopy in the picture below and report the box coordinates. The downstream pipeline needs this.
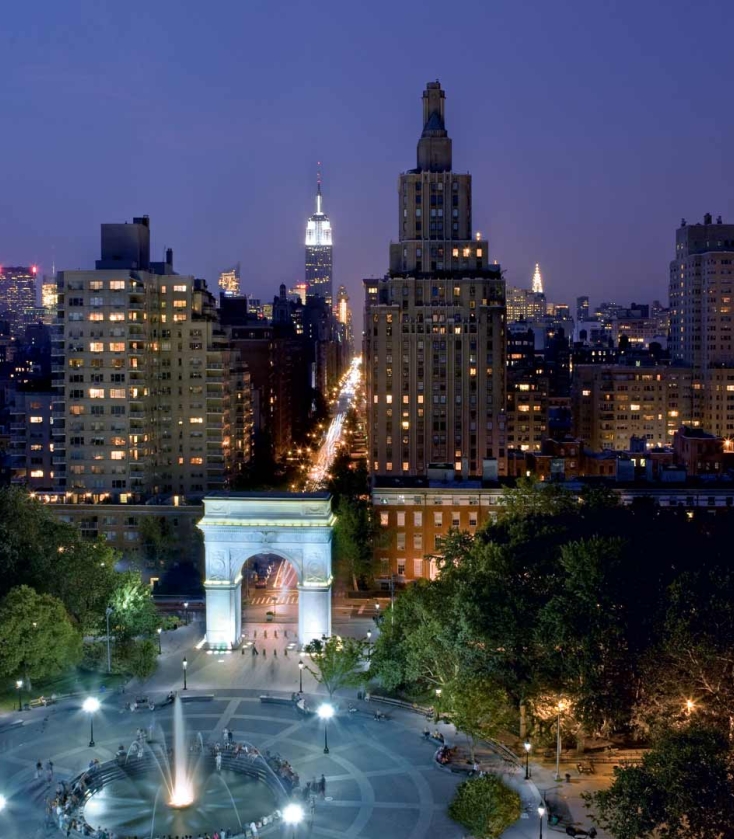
[304,635,367,698]
[0,585,82,684]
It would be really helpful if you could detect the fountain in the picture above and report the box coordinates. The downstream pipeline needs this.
[168,696,194,808]
[78,695,288,837]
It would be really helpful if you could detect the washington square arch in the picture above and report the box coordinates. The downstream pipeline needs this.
[198,492,334,649]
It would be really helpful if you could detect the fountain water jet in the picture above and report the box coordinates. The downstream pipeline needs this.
[168,695,194,809]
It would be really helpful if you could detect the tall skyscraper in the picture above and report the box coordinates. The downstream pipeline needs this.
[532,263,544,294]
[305,171,333,304]
[0,265,38,337]
[53,216,245,502]
[365,81,507,481]
[218,264,241,297]
[576,295,590,323]
[669,213,734,436]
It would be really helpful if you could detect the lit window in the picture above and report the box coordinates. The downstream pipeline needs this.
[88,313,104,321]
[190,417,204,424]
[109,312,124,322]
[173,285,187,292]
[463,248,470,257]
[386,395,393,404]
[630,404,640,411]
[110,389,125,399]
[30,470,44,478]
[476,249,483,257]
[89,342,104,353]
[89,281,103,291]
[452,248,459,257]
[190,457,203,465]
[380,512,389,526]
[582,389,591,396]
[173,300,187,308]
[29,416,43,423]
[111,451,126,460]
[109,280,126,290]
[89,388,105,399]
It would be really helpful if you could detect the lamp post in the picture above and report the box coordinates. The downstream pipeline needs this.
[318,703,334,754]
[555,701,566,781]
[182,657,188,691]
[105,607,114,674]
[157,627,162,655]
[15,680,22,712]
[272,596,278,618]
[183,602,189,626]
[524,740,531,780]
[282,802,304,838]
[538,804,546,839]
[367,629,372,660]
[83,697,100,748]
[298,659,304,693]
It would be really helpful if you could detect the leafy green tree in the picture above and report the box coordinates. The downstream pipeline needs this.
[0,585,82,689]
[122,639,158,680]
[52,538,119,633]
[498,476,577,518]
[449,775,521,839]
[139,516,176,567]
[587,725,734,839]
[109,572,159,641]
[304,636,367,698]
[449,678,514,761]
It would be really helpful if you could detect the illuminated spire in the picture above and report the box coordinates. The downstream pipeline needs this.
[316,163,323,215]
[532,263,543,294]
[305,165,332,247]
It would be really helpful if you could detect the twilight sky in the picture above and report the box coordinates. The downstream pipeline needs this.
[2,0,733,316]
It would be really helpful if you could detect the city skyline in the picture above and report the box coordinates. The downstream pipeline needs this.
[2,1,733,309]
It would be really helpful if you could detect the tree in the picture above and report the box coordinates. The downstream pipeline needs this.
[109,572,159,641]
[0,586,82,688]
[52,538,119,633]
[449,678,514,762]
[123,639,158,680]
[587,724,734,839]
[139,515,176,568]
[448,775,521,839]
[304,636,367,698]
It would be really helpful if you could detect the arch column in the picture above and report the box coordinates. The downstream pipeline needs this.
[198,492,335,649]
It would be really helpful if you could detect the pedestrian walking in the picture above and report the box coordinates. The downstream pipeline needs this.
[252,645,259,656]
[35,760,42,780]
[319,774,326,797]
[215,752,222,772]
[46,759,54,782]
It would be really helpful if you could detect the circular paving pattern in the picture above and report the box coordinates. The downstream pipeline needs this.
[0,691,467,839]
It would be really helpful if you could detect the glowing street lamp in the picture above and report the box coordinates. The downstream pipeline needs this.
[538,804,546,839]
[524,740,532,780]
[283,801,304,837]
[183,602,189,625]
[299,659,304,693]
[0,794,6,812]
[554,701,567,781]
[15,680,22,712]
[157,627,162,655]
[105,606,114,674]
[318,703,334,754]
[685,698,696,716]
[83,697,100,747]
[182,657,188,691]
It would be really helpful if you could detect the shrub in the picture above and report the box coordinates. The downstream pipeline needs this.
[448,774,521,839]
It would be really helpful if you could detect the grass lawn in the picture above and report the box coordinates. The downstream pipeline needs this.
[0,668,128,713]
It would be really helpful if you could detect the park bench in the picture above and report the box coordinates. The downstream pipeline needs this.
[180,693,215,702]
[577,760,595,775]
[260,694,295,706]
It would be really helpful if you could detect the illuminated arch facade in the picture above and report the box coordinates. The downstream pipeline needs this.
[198,492,334,649]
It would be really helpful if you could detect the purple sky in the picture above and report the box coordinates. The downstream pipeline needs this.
[2,0,733,315]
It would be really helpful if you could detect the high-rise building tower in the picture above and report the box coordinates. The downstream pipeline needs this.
[532,263,543,294]
[365,81,506,481]
[305,171,333,304]
[669,213,734,436]
[53,216,246,502]
[0,266,38,337]
[576,295,590,323]
[218,264,241,297]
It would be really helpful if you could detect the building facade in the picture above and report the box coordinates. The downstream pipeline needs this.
[53,216,247,502]
[0,265,38,338]
[365,81,507,483]
[305,176,333,304]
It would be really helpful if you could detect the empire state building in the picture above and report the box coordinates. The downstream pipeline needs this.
[305,174,333,304]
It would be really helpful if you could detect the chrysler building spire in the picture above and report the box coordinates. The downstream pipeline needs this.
[532,263,544,294]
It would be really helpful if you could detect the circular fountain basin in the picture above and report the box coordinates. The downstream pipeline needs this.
[84,767,278,836]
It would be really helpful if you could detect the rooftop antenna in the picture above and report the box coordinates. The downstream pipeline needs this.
[316,161,323,214]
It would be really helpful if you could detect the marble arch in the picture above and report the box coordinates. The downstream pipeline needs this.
[198,492,335,649]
